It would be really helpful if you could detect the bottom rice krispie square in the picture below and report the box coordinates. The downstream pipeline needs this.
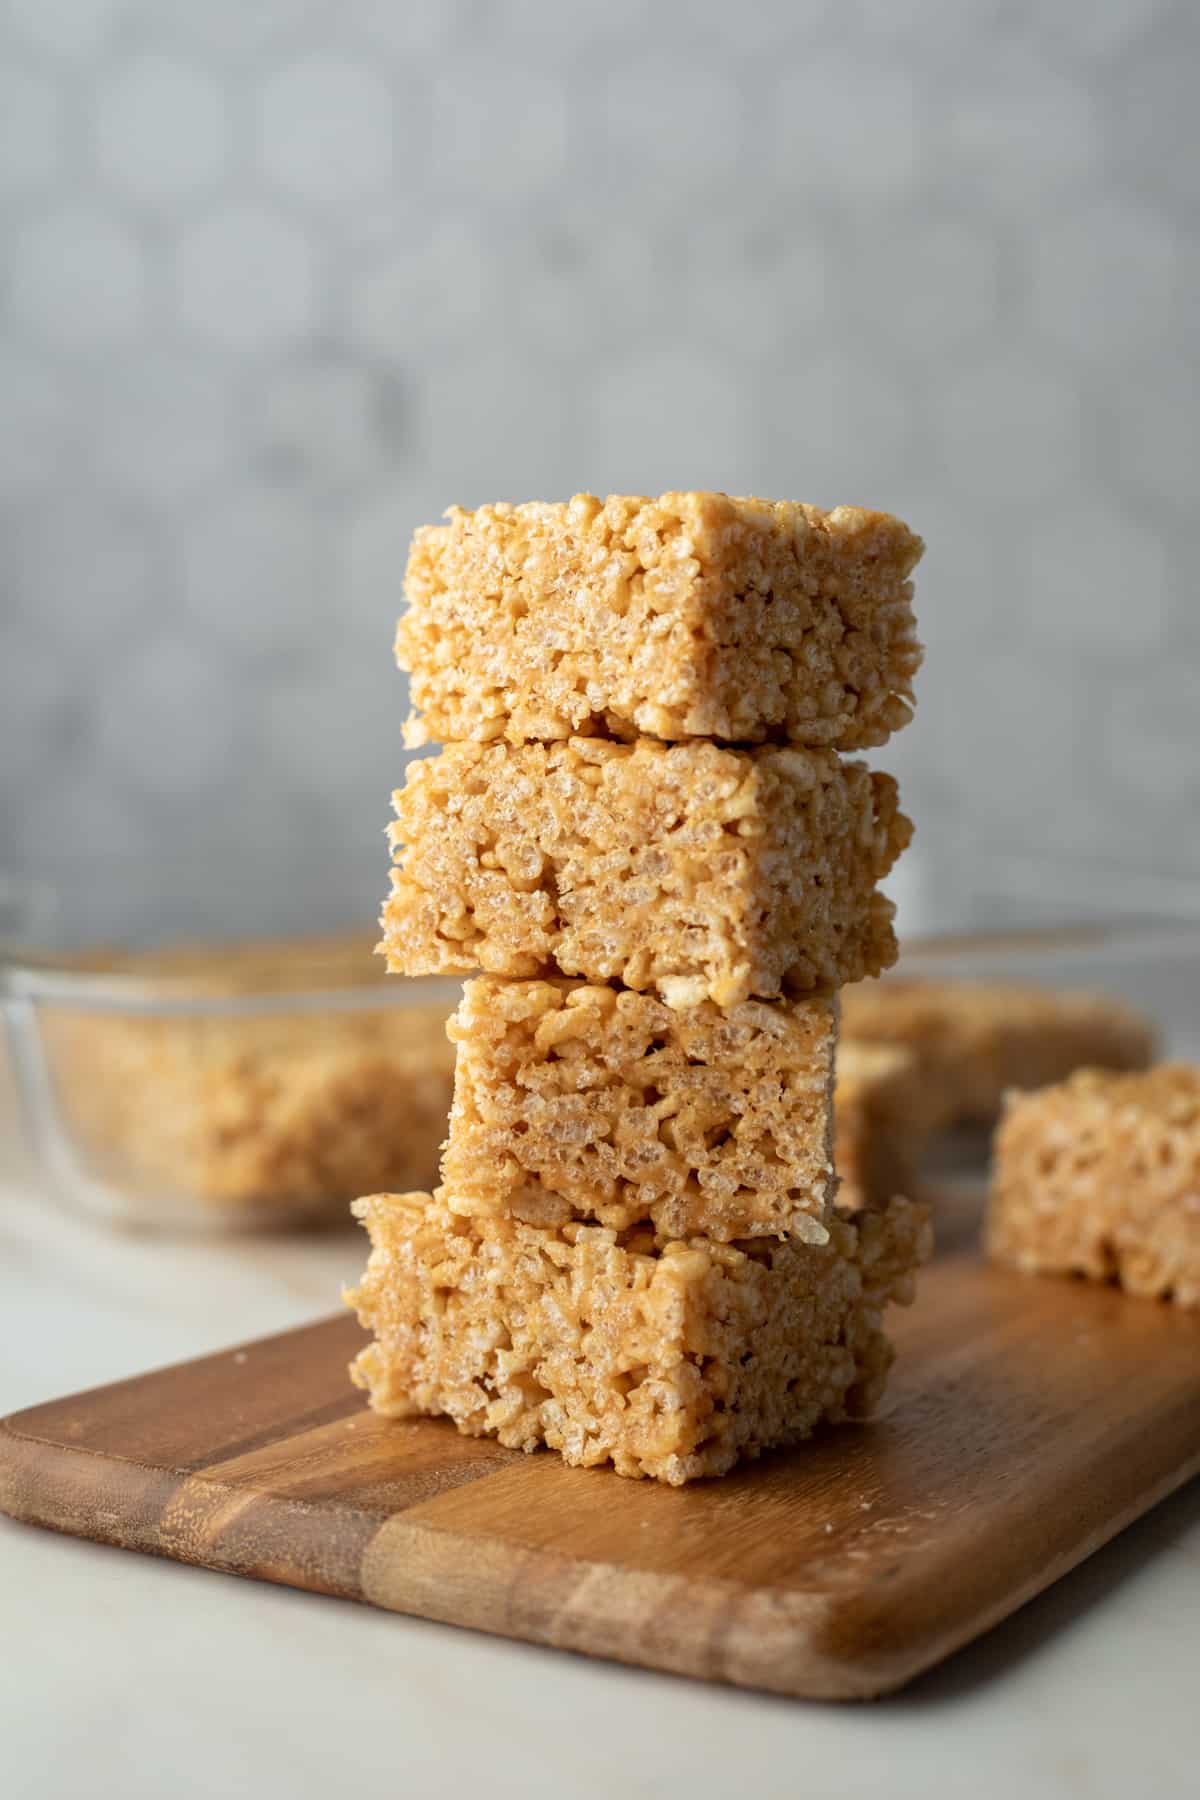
[987,1065,1200,1308]
[346,1191,930,1484]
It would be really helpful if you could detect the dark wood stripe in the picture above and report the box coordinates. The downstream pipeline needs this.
[3,1314,366,1471]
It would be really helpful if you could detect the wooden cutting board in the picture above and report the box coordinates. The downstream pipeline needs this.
[2,1248,1198,1701]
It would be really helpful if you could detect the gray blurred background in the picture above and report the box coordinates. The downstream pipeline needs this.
[2,0,1197,945]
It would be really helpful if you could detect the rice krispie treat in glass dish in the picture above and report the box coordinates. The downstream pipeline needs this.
[382,739,909,1005]
[440,976,837,1244]
[987,1064,1200,1308]
[397,492,922,750]
[346,1190,931,1485]
[42,1004,457,1225]
[9,935,458,1230]
[841,978,1156,1130]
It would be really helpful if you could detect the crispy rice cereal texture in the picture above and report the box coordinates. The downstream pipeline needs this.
[382,739,909,1004]
[45,1004,457,1221]
[35,937,458,1223]
[841,980,1156,1129]
[397,493,923,749]
[835,1042,932,1213]
[988,1065,1200,1308]
[347,1192,931,1483]
[440,977,837,1243]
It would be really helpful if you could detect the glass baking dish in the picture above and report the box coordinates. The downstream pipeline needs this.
[2,932,462,1235]
[883,919,1200,1232]
[897,919,1200,1060]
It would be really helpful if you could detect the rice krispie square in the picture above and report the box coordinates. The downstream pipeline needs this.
[440,976,837,1243]
[347,1190,930,1484]
[987,1064,1200,1307]
[382,738,909,1005]
[398,492,923,749]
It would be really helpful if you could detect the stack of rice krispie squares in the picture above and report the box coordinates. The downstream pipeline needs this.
[348,492,933,1483]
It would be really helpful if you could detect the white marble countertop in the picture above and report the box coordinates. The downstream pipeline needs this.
[2,1164,1198,1800]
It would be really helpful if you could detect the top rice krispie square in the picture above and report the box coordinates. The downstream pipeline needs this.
[398,492,923,749]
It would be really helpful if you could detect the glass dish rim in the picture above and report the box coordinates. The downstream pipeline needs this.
[897,916,1200,970]
[0,955,466,1018]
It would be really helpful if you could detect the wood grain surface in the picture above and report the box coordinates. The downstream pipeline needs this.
[2,1249,1198,1700]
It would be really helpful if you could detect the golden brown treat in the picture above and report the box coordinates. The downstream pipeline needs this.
[36,936,457,1223]
[382,738,909,1005]
[840,978,1156,1129]
[988,1065,1200,1307]
[835,1041,934,1212]
[44,1004,457,1223]
[398,492,923,749]
[347,1191,931,1484]
[440,977,837,1243]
